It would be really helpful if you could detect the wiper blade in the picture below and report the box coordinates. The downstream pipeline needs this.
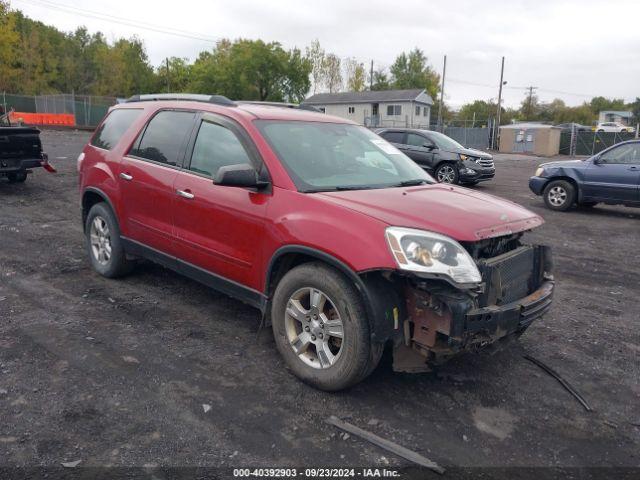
[397,179,431,187]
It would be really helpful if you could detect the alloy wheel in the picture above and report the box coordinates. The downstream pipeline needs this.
[437,165,456,183]
[548,186,567,206]
[284,287,344,369]
[89,215,112,265]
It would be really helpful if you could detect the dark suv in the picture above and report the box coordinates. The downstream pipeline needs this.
[79,94,553,391]
[376,128,495,185]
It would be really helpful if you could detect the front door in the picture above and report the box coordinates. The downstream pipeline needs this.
[582,143,640,202]
[405,132,436,170]
[119,109,197,255]
[172,114,269,292]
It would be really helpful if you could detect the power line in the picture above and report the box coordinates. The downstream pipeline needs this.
[13,0,221,43]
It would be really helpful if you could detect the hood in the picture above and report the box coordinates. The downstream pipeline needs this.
[540,159,588,169]
[440,145,492,159]
[316,184,543,242]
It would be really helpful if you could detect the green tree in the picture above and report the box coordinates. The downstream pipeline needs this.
[0,1,20,91]
[389,48,440,99]
[344,57,366,92]
[370,69,390,91]
[627,97,640,124]
[589,96,626,115]
[323,53,342,93]
[156,57,191,93]
[305,39,325,94]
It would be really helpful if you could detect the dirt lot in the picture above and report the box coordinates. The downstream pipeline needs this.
[1,129,639,476]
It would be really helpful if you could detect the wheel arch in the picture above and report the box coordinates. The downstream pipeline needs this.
[265,245,403,343]
[81,187,117,231]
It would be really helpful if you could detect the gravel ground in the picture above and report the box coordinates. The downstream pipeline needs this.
[0,130,638,477]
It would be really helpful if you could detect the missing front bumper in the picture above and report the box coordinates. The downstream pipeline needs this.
[392,245,554,372]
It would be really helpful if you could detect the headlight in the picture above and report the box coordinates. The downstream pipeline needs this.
[385,227,482,284]
[459,154,469,161]
[535,167,544,177]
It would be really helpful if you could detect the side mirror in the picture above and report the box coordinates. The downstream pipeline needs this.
[214,163,265,189]
[593,157,603,165]
[424,143,436,150]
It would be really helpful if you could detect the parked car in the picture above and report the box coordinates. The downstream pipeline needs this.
[529,140,640,211]
[375,128,495,185]
[555,122,591,132]
[0,109,55,183]
[594,122,635,133]
[79,93,554,391]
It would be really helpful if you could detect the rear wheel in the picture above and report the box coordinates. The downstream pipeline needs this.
[543,180,576,211]
[271,262,379,391]
[435,162,459,184]
[85,202,134,278]
[7,172,27,183]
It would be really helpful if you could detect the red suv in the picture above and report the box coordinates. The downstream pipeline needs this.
[78,94,554,391]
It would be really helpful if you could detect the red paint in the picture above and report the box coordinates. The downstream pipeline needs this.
[79,101,544,294]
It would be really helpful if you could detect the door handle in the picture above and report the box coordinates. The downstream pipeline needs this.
[119,172,133,181]
[176,189,195,199]
[628,166,639,171]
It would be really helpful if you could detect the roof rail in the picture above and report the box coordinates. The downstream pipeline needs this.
[126,93,236,107]
[238,101,322,113]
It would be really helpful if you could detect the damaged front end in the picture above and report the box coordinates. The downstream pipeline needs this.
[364,233,554,373]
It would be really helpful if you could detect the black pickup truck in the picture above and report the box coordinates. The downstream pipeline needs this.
[1,110,54,183]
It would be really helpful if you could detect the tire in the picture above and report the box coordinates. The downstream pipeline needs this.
[434,162,459,184]
[271,262,379,391]
[543,180,576,211]
[7,172,27,183]
[85,202,134,278]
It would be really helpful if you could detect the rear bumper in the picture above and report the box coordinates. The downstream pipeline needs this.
[529,176,548,195]
[0,156,44,174]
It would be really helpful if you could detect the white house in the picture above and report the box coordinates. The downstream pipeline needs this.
[303,89,433,128]
[598,110,633,125]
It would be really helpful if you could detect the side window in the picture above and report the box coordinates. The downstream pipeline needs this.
[601,144,640,164]
[407,133,427,147]
[188,121,252,178]
[130,110,195,165]
[91,109,142,150]
[380,131,405,144]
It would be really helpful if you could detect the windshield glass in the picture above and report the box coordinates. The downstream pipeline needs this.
[427,131,464,150]
[256,121,434,192]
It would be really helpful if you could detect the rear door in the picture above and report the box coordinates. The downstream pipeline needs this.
[172,113,270,292]
[119,109,197,256]
[583,143,640,202]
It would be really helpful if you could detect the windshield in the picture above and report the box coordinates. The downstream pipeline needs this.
[256,121,434,192]
[427,131,464,150]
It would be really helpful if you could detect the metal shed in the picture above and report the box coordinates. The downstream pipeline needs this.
[499,123,561,156]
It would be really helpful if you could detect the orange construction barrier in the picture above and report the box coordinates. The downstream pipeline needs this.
[9,111,75,126]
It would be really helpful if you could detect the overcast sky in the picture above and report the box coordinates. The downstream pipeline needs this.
[11,0,640,108]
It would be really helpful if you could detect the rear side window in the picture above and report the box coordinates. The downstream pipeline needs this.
[189,121,252,177]
[130,110,196,165]
[380,131,405,144]
[91,109,142,150]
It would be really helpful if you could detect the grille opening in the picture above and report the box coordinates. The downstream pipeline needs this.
[463,233,523,260]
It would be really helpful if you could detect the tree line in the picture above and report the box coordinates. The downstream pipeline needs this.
[1,1,636,126]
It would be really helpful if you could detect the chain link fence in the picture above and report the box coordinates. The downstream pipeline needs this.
[1,92,117,127]
[559,129,638,156]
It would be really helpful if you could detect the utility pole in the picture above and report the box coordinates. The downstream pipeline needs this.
[166,57,170,93]
[494,56,505,150]
[437,55,446,132]
[369,60,374,90]
[526,85,537,119]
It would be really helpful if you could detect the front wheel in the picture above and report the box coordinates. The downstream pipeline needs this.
[271,262,380,391]
[543,180,576,211]
[434,162,459,184]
